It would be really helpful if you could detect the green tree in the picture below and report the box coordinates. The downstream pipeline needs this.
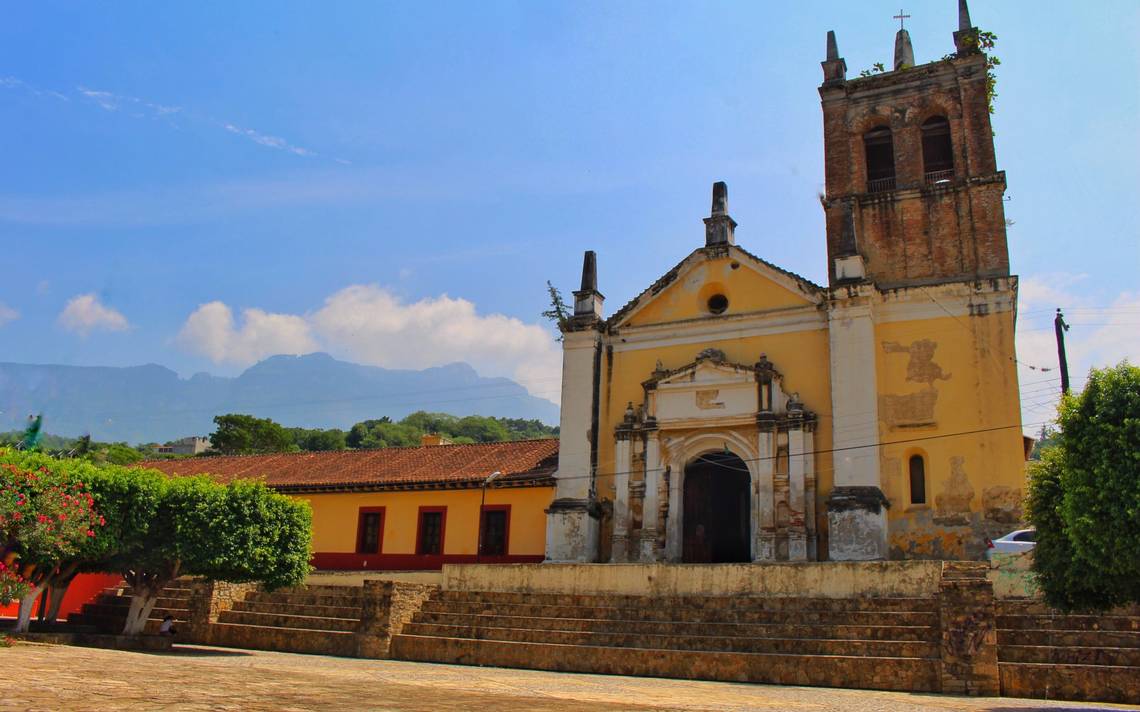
[209,414,295,455]
[286,427,347,452]
[1027,362,1140,611]
[111,474,312,634]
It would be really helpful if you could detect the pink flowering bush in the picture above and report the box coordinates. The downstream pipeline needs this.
[0,461,104,605]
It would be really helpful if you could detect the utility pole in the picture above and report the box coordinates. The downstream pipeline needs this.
[476,471,502,563]
[1054,308,1070,395]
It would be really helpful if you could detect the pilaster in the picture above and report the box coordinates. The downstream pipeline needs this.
[546,327,602,562]
[827,292,889,560]
[754,421,777,561]
[611,424,634,563]
[638,431,662,562]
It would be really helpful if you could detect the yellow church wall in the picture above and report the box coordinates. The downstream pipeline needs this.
[296,485,554,570]
[625,257,814,327]
[873,305,1026,560]
[596,321,836,546]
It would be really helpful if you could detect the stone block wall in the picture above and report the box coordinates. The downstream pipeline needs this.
[355,581,438,659]
[184,580,261,644]
[938,563,999,695]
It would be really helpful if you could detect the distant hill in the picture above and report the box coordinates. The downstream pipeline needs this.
[0,353,559,443]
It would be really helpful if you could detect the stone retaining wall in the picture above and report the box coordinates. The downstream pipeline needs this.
[442,561,943,598]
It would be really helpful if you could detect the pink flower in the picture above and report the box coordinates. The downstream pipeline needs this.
[86,530,95,537]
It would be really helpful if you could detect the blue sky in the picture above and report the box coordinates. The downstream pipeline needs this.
[1,1,1137,424]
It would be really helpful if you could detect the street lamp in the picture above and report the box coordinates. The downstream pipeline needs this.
[476,471,502,563]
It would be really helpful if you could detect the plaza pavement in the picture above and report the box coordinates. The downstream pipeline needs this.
[2,642,1136,711]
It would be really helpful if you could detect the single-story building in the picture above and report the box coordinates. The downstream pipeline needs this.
[142,438,557,570]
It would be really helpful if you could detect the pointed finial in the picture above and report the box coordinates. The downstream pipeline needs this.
[821,30,847,83]
[893,28,915,70]
[953,0,980,55]
[958,0,973,31]
[579,250,597,292]
[711,181,728,216]
[703,181,737,247]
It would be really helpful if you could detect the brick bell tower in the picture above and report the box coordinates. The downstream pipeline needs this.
[819,0,1009,288]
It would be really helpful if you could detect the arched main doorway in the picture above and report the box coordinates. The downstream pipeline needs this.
[682,451,751,563]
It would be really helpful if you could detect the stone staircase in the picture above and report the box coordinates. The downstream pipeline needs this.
[997,600,1140,704]
[208,584,364,656]
[67,579,193,635]
[390,590,943,691]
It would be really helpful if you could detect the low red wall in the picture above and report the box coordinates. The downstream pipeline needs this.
[0,573,122,620]
[312,552,544,571]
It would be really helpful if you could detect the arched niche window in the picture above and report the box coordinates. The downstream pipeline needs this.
[863,126,896,193]
[908,454,927,505]
[921,116,954,183]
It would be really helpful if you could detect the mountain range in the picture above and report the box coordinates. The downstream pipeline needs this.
[0,353,560,444]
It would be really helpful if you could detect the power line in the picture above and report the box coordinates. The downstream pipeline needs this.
[541,419,1053,485]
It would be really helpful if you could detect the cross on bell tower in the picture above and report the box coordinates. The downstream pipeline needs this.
[893,9,911,29]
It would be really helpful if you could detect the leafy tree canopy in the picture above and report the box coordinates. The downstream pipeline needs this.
[1027,362,1140,611]
[209,414,295,455]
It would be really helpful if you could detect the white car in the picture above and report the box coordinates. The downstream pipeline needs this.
[986,528,1036,559]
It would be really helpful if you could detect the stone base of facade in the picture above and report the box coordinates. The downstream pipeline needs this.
[826,486,890,561]
[544,498,601,563]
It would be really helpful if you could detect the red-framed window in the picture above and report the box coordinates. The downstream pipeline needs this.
[416,506,447,556]
[479,504,511,556]
[356,507,385,554]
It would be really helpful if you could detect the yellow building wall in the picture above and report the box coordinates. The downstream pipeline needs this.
[297,485,554,562]
[598,255,835,551]
[626,258,813,327]
[874,308,1025,559]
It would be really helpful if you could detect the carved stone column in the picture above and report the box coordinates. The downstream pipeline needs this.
[754,419,777,561]
[639,431,662,562]
[665,453,684,561]
[611,423,634,563]
[804,421,818,560]
[787,411,808,561]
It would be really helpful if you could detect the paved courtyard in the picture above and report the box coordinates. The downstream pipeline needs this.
[2,642,1136,712]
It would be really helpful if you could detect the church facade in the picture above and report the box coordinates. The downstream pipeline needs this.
[546,5,1026,564]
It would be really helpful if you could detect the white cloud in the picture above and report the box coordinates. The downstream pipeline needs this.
[175,301,318,366]
[311,285,561,398]
[0,302,18,327]
[222,123,315,157]
[174,286,563,402]
[1016,274,1140,430]
[58,293,130,336]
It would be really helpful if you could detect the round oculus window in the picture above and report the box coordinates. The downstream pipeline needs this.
[707,294,729,315]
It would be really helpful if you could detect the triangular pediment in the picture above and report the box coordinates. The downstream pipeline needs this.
[607,245,824,330]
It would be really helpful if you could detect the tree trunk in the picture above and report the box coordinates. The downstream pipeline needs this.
[122,588,161,636]
[13,587,41,633]
[44,581,71,622]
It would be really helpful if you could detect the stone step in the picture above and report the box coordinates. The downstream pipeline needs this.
[998,600,1140,617]
[230,600,362,619]
[90,594,189,610]
[71,601,189,619]
[998,628,1140,649]
[410,611,940,643]
[217,610,359,633]
[286,584,365,596]
[64,613,182,635]
[400,622,939,658]
[420,600,935,626]
[389,635,941,692]
[242,591,364,608]
[999,644,1140,667]
[997,614,1140,632]
[999,662,1140,705]
[433,590,939,613]
[208,622,357,657]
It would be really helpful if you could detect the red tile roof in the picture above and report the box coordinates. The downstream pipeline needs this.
[138,439,559,492]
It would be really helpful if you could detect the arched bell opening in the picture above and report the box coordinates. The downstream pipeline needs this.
[682,451,751,563]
